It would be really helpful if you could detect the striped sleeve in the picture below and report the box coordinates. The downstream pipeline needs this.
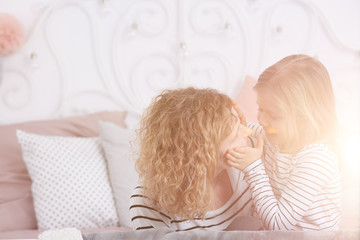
[129,186,171,230]
[243,149,340,230]
[247,122,263,138]
[129,170,254,231]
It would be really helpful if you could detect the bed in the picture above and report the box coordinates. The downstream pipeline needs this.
[0,0,359,239]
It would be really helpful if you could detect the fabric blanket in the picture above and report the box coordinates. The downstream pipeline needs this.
[82,228,360,240]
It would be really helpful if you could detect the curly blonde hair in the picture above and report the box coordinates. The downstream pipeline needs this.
[135,87,234,219]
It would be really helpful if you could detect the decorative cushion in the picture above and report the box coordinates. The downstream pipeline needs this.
[16,130,119,230]
[236,75,258,123]
[99,121,138,228]
[0,111,126,232]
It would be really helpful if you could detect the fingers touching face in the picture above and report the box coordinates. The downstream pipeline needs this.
[219,107,251,163]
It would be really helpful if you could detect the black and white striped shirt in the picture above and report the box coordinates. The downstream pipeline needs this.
[244,122,342,230]
[130,167,253,231]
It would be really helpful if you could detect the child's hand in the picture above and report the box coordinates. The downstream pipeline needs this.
[226,134,264,170]
[232,100,247,126]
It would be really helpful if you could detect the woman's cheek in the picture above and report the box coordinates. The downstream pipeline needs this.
[230,136,248,149]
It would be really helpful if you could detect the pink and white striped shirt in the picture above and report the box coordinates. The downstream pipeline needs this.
[244,122,341,230]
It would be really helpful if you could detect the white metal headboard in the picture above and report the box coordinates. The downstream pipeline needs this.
[1,0,359,127]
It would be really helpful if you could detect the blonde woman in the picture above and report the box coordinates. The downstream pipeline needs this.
[227,54,342,230]
[130,87,258,231]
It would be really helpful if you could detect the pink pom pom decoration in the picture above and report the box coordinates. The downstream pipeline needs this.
[0,13,25,56]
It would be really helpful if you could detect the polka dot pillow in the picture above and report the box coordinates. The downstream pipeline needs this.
[16,130,118,230]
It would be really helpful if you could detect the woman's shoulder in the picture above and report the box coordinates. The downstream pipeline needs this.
[132,185,145,195]
[130,186,173,230]
[130,186,150,206]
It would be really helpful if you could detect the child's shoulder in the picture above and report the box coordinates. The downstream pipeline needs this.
[298,143,334,155]
[295,143,337,164]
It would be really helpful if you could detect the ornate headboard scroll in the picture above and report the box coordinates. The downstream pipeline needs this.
[1,0,359,128]
[1,0,251,123]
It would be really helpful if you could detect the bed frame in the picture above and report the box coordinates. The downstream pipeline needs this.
[1,0,359,127]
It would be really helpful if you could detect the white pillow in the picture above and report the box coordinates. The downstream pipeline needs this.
[16,130,119,230]
[99,121,138,228]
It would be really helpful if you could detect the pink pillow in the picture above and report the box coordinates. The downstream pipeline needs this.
[0,111,127,232]
[236,75,258,123]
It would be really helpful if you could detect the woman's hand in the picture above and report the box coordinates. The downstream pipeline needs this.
[226,134,264,170]
[232,100,247,126]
